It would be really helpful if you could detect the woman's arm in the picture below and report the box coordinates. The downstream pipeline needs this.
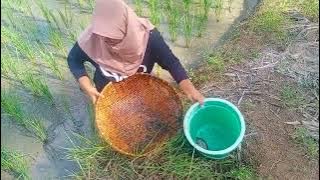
[149,30,205,104]
[67,43,103,104]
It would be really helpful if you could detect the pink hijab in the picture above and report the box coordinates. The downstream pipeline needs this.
[78,0,154,76]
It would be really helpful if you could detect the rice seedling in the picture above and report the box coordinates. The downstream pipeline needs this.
[1,90,24,121]
[36,0,53,25]
[1,147,31,180]
[77,0,86,9]
[148,0,161,27]
[1,50,24,81]
[1,90,48,142]
[58,4,73,30]
[133,0,143,16]
[137,133,245,179]
[203,0,213,19]
[24,2,36,20]
[48,10,63,32]
[21,72,54,103]
[183,14,193,47]
[39,48,63,80]
[24,116,48,143]
[166,1,180,42]
[213,0,223,22]
[48,29,67,57]
[63,132,107,178]
[87,0,95,11]
[182,0,192,12]
[1,26,37,63]
[196,10,208,37]
[1,53,12,77]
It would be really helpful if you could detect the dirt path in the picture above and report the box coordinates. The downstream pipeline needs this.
[197,48,319,179]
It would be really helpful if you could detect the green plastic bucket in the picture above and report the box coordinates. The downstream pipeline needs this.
[183,98,245,159]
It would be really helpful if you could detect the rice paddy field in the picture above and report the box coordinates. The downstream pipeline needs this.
[3,0,318,179]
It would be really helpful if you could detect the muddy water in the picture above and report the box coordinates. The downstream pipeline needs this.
[1,0,259,179]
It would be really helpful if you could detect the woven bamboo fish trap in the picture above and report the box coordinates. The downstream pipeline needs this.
[95,74,182,156]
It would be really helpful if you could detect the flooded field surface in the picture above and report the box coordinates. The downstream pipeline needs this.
[1,0,259,178]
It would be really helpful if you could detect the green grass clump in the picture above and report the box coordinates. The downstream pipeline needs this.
[24,117,48,143]
[1,26,37,63]
[213,0,223,22]
[37,0,53,26]
[251,10,288,41]
[228,166,256,180]
[183,15,193,47]
[65,132,253,179]
[134,0,143,16]
[1,147,30,180]
[1,90,48,142]
[294,127,319,158]
[197,17,208,38]
[140,133,245,179]
[206,53,225,72]
[58,4,73,30]
[48,29,67,57]
[188,68,210,86]
[203,0,213,18]
[166,0,180,42]
[300,0,319,21]
[280,85,305,108]
[148,0,161,27]
[22,72,54,103]
[39,50,63,80]
[1,91,24,120]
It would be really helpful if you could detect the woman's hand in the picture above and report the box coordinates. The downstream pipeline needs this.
[85,86,104,104]
[78,76,104,104]
[179,79,205,105]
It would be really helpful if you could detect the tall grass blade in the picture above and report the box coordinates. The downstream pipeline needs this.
[22,72,54,103]
[183,14,193,47]
[1,147,31,180]
[148,0,161,27]
[166,0,180,42]
[1,90,24,121]
[134,0,143,16]
[39,49,63,80]
[1,90,48,142]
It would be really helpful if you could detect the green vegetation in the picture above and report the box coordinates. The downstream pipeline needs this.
[299,0,319,21]
[280,85,305,108]
[1,90,48,142]
[294,127,319,158]
[251,10,288,41]
[148,0,161,27]
[22,72,54,103]
[64,132,253,179]
[183,15,193,47]
[228,166,256,180]
[1,91,24,120]
[213,0,223,22]
[205,53,225,72]
[1,26,37,63]
[165,0,180,42]
[134,0,143,16]
[203,0,213,19]
[39,49,63,80]
[1,147,30,180]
